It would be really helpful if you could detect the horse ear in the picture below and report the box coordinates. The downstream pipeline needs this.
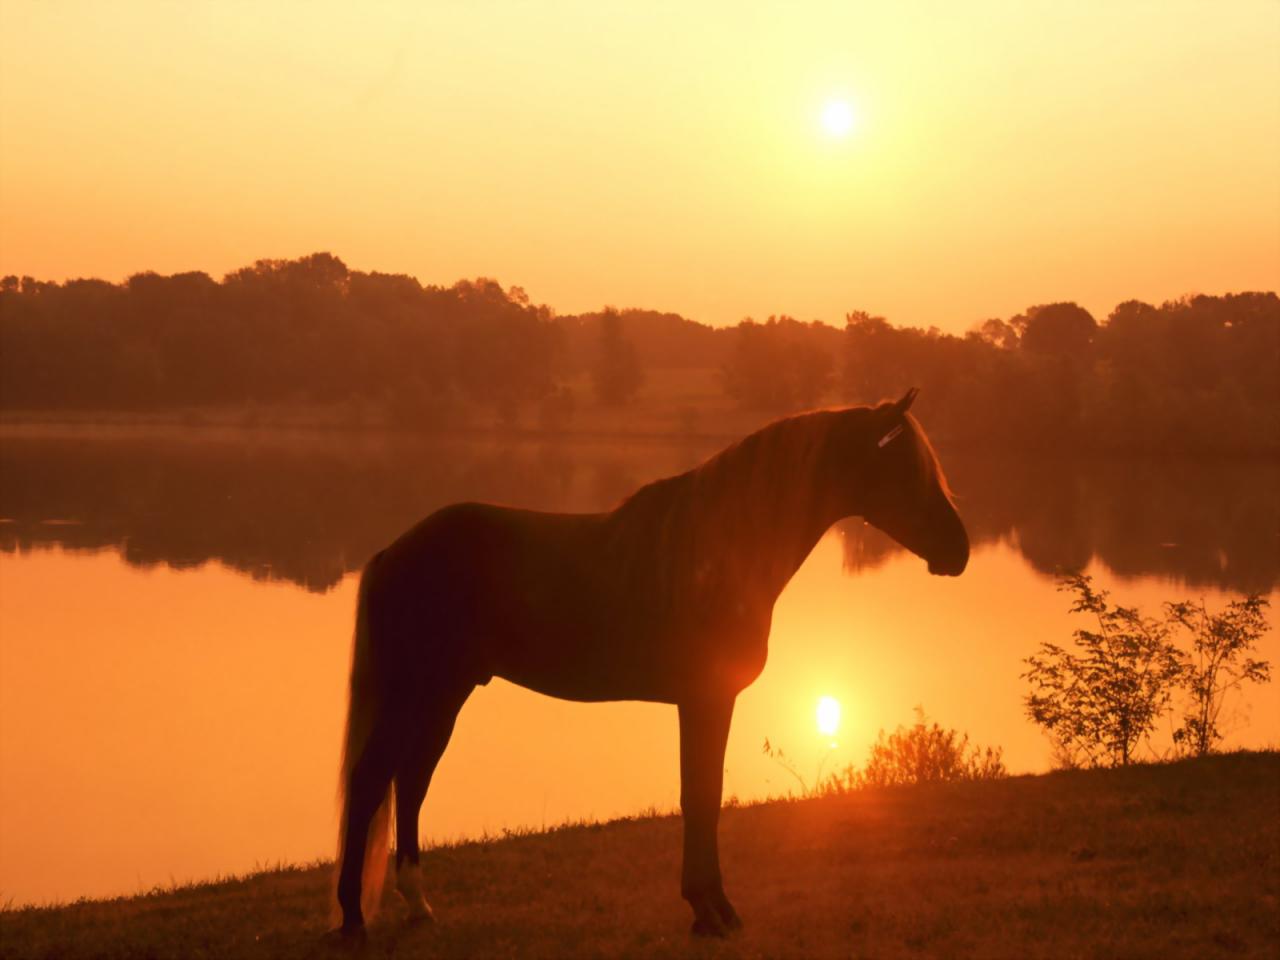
[894,387,919,415]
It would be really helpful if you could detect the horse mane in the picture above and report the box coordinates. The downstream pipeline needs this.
[611,398,953,540]
[904,410,956,506]
[614,409,838,517]
[686,409,840,516]
[606,409,861,597]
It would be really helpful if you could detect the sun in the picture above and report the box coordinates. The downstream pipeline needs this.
[816,696,841,738]
[820,99,857,138]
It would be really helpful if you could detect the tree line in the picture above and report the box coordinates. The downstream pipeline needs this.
[1,254,561,428]
[2,252,1276,453]
[721,299,1278,454]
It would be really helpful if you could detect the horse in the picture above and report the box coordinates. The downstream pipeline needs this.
[331,388,968,939]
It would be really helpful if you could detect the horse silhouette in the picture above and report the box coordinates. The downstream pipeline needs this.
[332,389,968,938]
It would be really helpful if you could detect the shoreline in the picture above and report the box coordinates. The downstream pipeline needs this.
[3,413,1278,463]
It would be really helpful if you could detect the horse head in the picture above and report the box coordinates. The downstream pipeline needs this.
[840,388,970,577]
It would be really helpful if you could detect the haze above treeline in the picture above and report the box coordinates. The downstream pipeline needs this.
[2,252,1276,455]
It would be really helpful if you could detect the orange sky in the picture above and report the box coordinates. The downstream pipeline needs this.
[1,1,1277,331]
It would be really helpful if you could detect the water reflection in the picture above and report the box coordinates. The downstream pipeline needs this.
[3,539,1274,907]
[0,429,1276,906]
[840,454,1279,593]
[0,431,700,591]
[2,431,1275,592]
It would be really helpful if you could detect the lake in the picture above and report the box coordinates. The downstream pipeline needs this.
[1,427,1276,905]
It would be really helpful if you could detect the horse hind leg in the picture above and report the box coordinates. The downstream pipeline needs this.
[335,722,398,937]
[393,679,474,924]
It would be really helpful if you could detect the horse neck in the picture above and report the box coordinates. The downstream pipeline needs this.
[694,417,847,597]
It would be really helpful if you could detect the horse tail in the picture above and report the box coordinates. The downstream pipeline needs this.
[332,554,394,925]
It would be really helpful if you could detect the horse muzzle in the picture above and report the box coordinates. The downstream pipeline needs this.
[926,530,969,577]
[927,556,967,576]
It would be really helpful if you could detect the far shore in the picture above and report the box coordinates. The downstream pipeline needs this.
[0,404,740,448]
[5,406,1280,465]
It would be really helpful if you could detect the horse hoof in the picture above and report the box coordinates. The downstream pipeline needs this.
[404,906,436,927]
[687,887,743,937]
[720,908,743,932]
[691,912,742,937]
[686,911,737,942]
[322,925,367,948]
[690,914,731,938]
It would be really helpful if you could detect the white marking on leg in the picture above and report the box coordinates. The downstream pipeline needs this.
[395,862,435,921]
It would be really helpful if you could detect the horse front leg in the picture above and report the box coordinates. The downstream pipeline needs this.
[677,696,741,937]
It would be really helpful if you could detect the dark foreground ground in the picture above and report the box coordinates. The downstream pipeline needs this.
[3,752,1277,960]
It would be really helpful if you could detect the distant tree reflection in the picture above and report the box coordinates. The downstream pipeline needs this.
[839,455,1277,594]
[1,436,1275,594]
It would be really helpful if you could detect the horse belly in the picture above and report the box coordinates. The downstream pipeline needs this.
[378,503,764,703]
[488,597,679,703]
[488,592,769,704]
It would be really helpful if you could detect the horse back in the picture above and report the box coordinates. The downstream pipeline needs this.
[366,503,665,699]
[365,501,768,703]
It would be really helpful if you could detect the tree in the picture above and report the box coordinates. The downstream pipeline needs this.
[787,333,835,409]
[722,320,786,411]
[1014,302,1097,362]
[450,278,561,424]
[1024,573,1184,768]
[722,316,835,413]
[972,316,1019,350]
[842,311,900,402]
[1166,596,1271,757]
[591,308,644,406]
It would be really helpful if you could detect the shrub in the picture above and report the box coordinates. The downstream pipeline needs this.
[853,707,1007,788]
[764,708,1006,798]
[1023,573,1184,768]
[1166,596,1271,757]
[1024,574,1272,768]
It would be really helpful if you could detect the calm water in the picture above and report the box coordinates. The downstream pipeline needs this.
[1,429,1276,905]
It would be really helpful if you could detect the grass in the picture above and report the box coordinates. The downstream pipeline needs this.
[2,752,1277,959]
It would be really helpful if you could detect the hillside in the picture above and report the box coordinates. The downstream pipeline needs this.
[2,752,1277,959]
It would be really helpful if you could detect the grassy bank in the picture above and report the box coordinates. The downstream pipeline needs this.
[2,752,1277,959]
